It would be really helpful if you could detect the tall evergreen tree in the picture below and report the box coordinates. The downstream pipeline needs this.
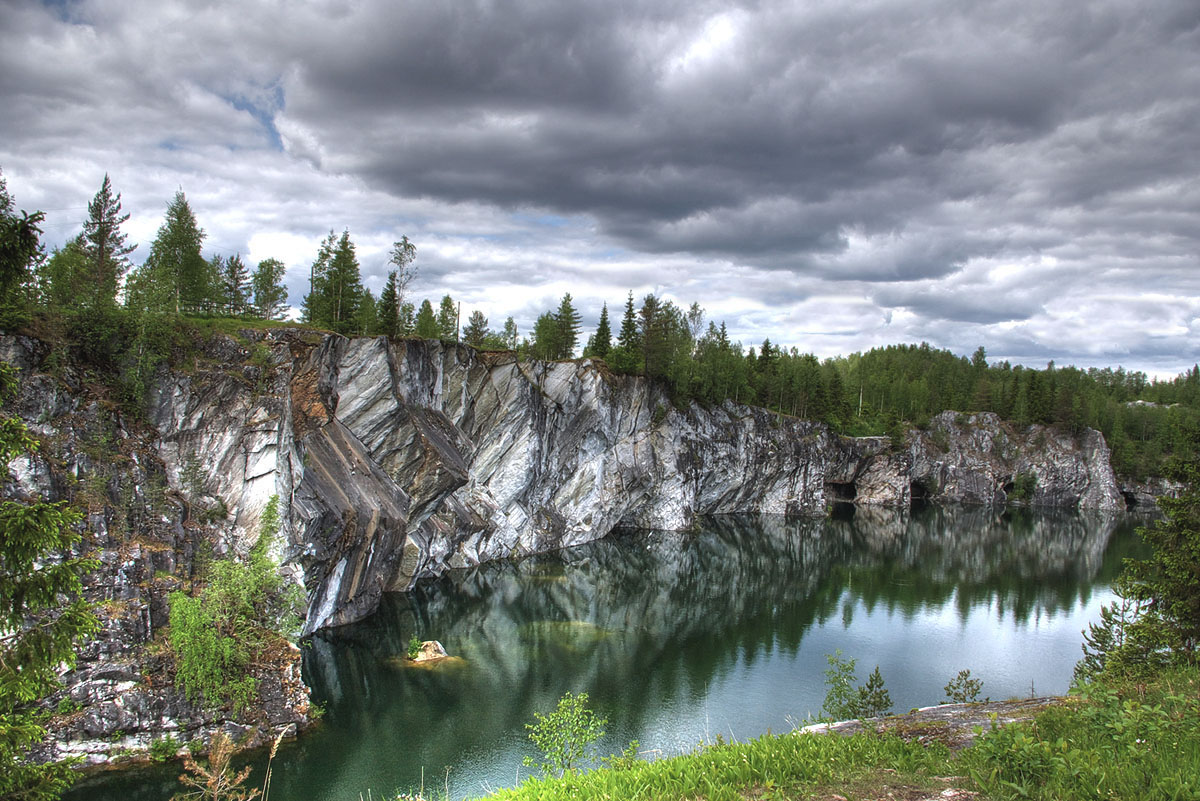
[0,170,44,319]
[414,299,439,339]
[436,294,458,341]
[137,190,208,315]
[502,316,518,349]
[220,254,250,316]
[376,271,400,338]
[303,230,362,334]
[0,362,99,800]
[325,230,363,335]
[301,231,336,326]
[608,291,642,374]
[462,309,489,347]
[79,174,135,309]
[584,302,612,360]
[355,288,378,336]
[554,293,582,358]
[250,257,288,320]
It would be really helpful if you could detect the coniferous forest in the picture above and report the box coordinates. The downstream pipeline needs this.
[3,169,1196,481]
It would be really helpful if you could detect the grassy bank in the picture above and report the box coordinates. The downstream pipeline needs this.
[459,665,1200,801]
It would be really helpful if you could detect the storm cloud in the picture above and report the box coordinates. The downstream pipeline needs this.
[2,0,1197,374]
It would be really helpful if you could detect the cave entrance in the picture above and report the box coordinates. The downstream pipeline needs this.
[827,481,857,519]
[910,480,931,509]
[827,481,857,502]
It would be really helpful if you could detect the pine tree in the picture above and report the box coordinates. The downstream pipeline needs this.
[0,362,99,800]
[325,230,363,335]
[79,174,135,309]
[377,271,399,338]
[221,254,251,317]
[502,317,518,349]
[462,309,489,347]
[436,294,458,341]
[301,231,336,327]
[250,257,288,320]
[608,291,642,374]
[584,302,612,360]
[141,190,208,315]
[554,293,582,358]
[355,288,378,336]
[0,171,45,320]
[414,299,439,339]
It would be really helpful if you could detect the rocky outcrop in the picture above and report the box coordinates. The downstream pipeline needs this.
[874,410,1125,512]
[0,330,1127,763]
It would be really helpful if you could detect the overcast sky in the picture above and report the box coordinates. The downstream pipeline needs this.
[2,0,1197,376]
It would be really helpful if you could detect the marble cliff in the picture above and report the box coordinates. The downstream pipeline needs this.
[0,329,1125,763]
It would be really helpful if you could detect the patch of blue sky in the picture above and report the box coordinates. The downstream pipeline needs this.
[221,84,285,151]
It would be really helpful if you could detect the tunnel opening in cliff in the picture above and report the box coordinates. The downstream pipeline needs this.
[827,481,857,502]
[910,479,932,508]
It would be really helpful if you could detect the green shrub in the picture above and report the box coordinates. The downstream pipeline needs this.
[168,495,303,712]
[943,668,985,703]
[407,635,421,660]
[821,651,893,720]
[524,691,607,777]
[149,734,179,763]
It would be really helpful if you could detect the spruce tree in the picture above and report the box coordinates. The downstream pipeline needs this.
[301,231,336,327]
[221,254,251,317]
[586,303,612,359]
[79,174,135,309]
[377,271,399,338]
[325,230,363,335]
[436,294,458,341]
[414,299,439,339]
[0,171,44,319]
[607,291,642,374]
[142,190,208,315]
[250,257,288,320]
[0,362,99,800]
[554,293,582,358]
[462,309,489,347]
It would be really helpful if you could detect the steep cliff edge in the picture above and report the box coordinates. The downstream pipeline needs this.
[1,329,1124,764]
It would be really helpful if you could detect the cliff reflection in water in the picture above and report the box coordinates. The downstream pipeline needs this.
[287,506,1143,800]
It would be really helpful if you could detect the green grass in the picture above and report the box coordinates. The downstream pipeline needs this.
[484,730,953,801]
[425,665,1200,801]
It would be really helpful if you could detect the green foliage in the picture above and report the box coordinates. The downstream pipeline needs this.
[1077,430,1200,682]
[461,309,490,347]
[0,169,45,326]
[523,691,607,777]
[0,361,100,801]
[821,650,860,721]
[302,230,363,334]
[436,295,458,341]
[131,190,211,316]
[822,651,892,720]
[943,668,985,703]
[492,727,951,801]
[250,257,289,320]
[414,299,439,339]
[856,666,893,718]
[1008,472,1037,503]
[965,668,1200,800]
[168,495,302,713]
[150,734,180,763]
[407,635,421,660]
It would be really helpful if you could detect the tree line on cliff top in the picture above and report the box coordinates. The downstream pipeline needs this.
[2,169,1197,479]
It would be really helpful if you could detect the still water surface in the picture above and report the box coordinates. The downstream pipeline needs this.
[71,505,1147,801]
